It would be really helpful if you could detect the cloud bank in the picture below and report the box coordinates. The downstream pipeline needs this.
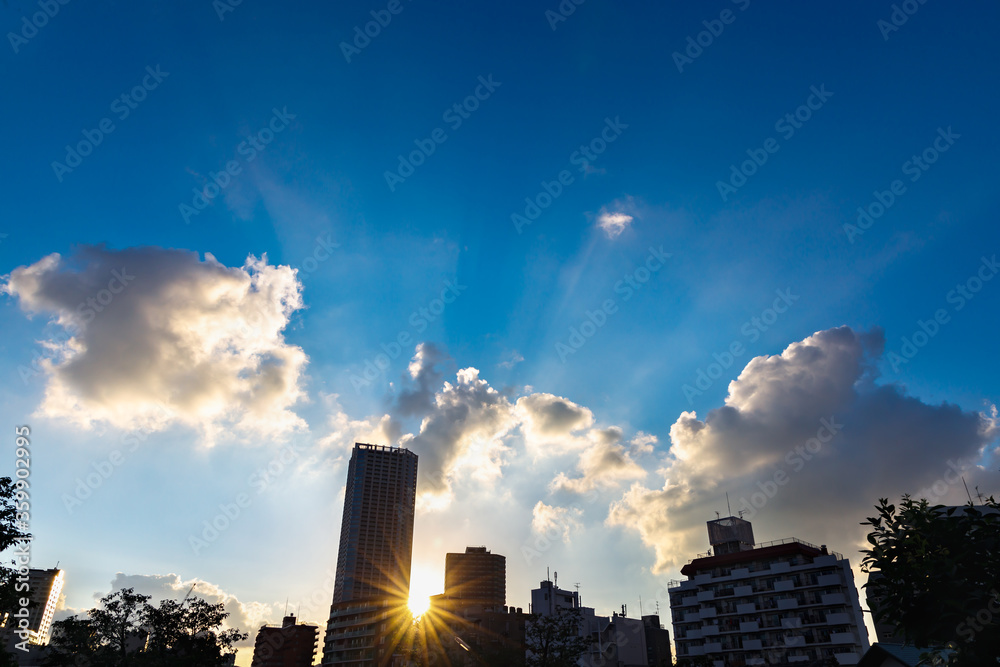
[3,245,308,442]
[606,326,998,572]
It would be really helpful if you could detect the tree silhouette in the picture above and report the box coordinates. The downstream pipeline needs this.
[524,608,589,667]
[46,588,246,666]
[0,475,34,667]
[862,495,1000,666]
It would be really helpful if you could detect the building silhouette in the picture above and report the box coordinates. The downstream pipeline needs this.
[529,577,664,667]
[425,548,527,665]
[250,615,318,667]
[322,443,418,666]
[668,516,869,665]
[641,615,673,667]
[443,546,505,610]
[0,568,64,646]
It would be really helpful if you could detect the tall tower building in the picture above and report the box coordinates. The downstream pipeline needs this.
[323,443,418,666]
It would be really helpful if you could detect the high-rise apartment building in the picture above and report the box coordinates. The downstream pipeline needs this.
[669,516,869,666]
[443,546,505,609]
[322,443,418,666]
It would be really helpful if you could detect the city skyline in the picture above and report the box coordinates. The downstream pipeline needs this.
[1,1,998,665]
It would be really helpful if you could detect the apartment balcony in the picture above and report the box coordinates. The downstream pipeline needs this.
[701,625,720,636]
[731,568,750,579]
[697,590,715,601]
[774,580,796,592]
[736,602,757,614]
[822,593,846,605]
[703,642,722,652]
[739,621,759,632]
[733,585,753,596]
[826,612,851,624]
[781,617,802,629]
[685,611,701,622]
[831,632,857,644]
[784,635,806,647]
[818,573,841,586]
[777,598,799,610]
[700,607,717,618]
[742,639,763,650]
[769,561,791,573]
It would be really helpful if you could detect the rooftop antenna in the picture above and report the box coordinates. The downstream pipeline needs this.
[655,600,661,614]
[554,571,558,588]
[962,477,974,504]
[726,492,733,518]
[639,595,643,616]
[547,567,550,582]
[715,511,720,520]
[976,485,985,504]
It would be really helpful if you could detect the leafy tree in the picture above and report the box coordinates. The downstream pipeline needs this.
[861,495,1000,666]
[524,607,589,667]
[89,588,149,664]
[0,475,34,666]
[47,589,246,666]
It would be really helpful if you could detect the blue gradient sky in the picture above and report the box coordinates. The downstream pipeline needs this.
[1,0,999,662]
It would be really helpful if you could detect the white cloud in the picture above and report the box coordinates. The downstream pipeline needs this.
[607,326,999,573]
[597,212,633,239]
[550,429,652,494]
[498,349,524,369]
[531,501,583,544]
[2,246,307,443]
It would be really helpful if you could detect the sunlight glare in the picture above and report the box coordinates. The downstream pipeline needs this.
[408,593,430,617]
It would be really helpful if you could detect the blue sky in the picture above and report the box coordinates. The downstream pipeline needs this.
[2,0,999,662]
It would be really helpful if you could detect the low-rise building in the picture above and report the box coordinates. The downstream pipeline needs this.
[668,516,869,666]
